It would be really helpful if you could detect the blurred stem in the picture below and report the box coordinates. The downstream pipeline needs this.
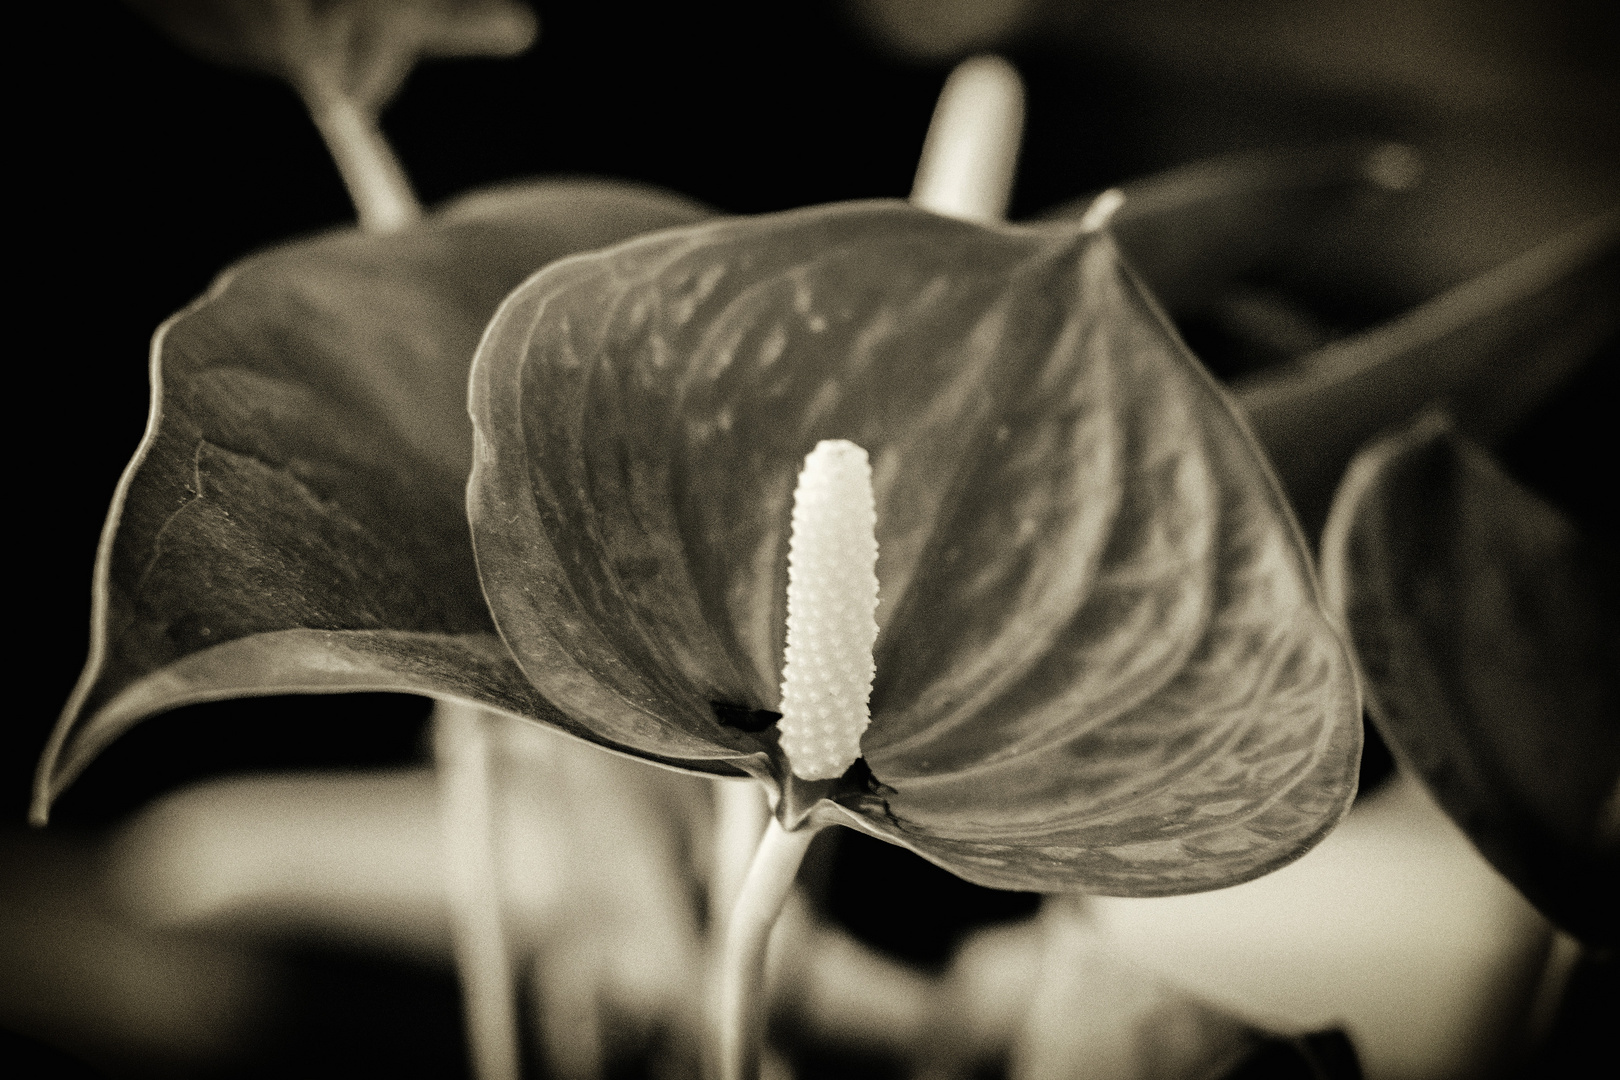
[910,54,1024,223]
[712,779,771,921]
[300,80,422,233]
[717,816,823,1080]
[434,700,521,1080]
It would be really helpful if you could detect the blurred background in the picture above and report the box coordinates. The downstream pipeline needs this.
[9,1,1618,1077]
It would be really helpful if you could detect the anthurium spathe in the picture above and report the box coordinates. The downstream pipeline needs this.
[33,179,712,821]
[467,200,1362,895]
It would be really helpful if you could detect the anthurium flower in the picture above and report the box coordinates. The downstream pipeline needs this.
[46,147,1603,851]
[466,200,1362,895]
[33,179,711,820]
[37,164,1377,898]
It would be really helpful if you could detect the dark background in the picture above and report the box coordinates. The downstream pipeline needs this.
[7,1,1618,1075]
[16,0,944,828]
[15,0,1619,827]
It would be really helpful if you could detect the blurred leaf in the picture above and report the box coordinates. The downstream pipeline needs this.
[467,201,1361,895]
[1237,209,1620,534]
[36,179,713,820]
[1320,414,1620,944]
[1042,143,1421,320]
[1008,900,1255,1080]
[1514,947,1620,1079]
[99,718,714,1078]
[126,0,536,109]
[845,0,1044,63]
[0,827,279,1072]
[1049,151,1620,538]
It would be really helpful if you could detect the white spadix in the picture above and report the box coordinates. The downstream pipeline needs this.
[777,440,881,781]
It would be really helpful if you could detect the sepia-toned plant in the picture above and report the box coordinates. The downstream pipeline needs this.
[27,7,1620,1075]
[465,199,1362,895]
[1321,414,1619,947]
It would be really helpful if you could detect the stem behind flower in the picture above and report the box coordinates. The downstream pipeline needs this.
[435,700,521,1080]
[716,817,823,1080]
[300,80,422,233]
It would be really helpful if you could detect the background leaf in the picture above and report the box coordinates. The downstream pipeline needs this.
[35,179,713,820]
[126,0,537,109]
[468,201,1361,895]
[1236,210,1620,536]
[1047,148,1620,541]
[1320,414,1620,944]
[1043,142,1420,324]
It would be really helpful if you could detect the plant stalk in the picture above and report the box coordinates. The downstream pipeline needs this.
[716,815,823,1080]
[434,700,521,1080]
[712,778,771,920]
[301,81,422,233]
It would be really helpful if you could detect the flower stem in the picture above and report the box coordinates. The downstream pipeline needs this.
[717,815,823,1080]
[434,699,521,1080]
[712,778,771,920]
[300,81,422,233]
[910,54,1025,223]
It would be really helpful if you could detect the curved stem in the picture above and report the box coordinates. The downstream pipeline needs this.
[910,54,1025,223]
[301,82,422,233]
[434,700,521,1080]
[717,816,823,1080]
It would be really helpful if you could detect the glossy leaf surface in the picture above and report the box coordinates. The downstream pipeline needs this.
[469,201,1361,895]
[36,180,713,820]
[1321,415,1620,944]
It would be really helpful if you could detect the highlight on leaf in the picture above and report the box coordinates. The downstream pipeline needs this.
[466,199,1362,896]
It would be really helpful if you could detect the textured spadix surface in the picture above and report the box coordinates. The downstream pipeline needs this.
[1321,415,1619,944]
[468,201,1361,895]
[36,180,713,819]
[777,440,880,781]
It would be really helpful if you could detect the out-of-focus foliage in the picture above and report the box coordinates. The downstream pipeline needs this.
[1006,899,1256,1080]
[126,0,536,108]
[1049,148,1620,537]
[0,828,277,1075]
[1086,770,1554,1080]
[845,0,1048,62]
[1232,210,1620,536]
[1321,415,1619,945]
